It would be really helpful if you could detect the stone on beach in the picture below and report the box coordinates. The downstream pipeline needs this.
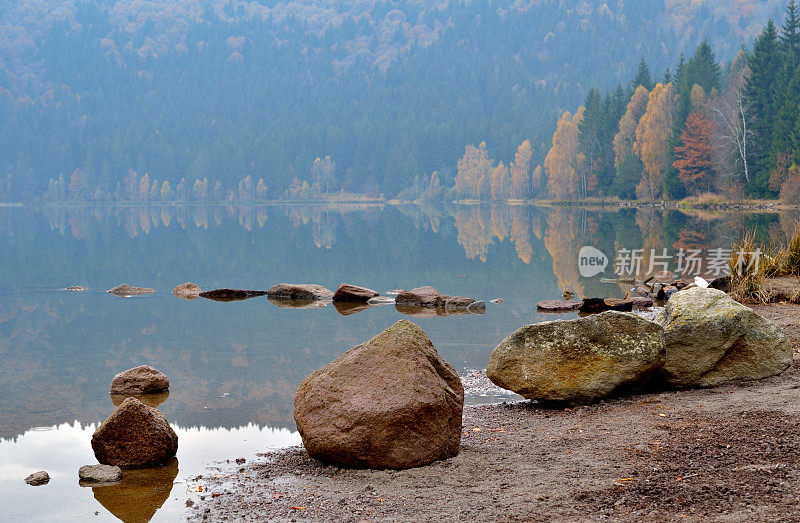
[91,397,178,468]
[25,471,50,486]
[487,311,665,404]
[110,365,169,395]
[79,464,123,484]
[107,284,157,297]
[332,284,380,303]
[172,282,201,300]
[294,320,464,469]
[656,287,792,388]
[267,283,333,301]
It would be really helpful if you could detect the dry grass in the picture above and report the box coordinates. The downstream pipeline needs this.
[730,222,800,302]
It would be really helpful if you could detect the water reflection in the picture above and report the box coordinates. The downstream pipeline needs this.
[86,458,179,523]
[111,392,170,409]
[0,203,798,520]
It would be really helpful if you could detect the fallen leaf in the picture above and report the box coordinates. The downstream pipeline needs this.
[290,506,306,510]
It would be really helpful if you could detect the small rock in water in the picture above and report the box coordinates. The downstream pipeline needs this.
[367,296,395,305]
[467,301,486,314]
[490,298,504,304]
[110,365,169,395]
[537,300,581,313]
[630,296,654,309]
[199,289,267,302]
[78,464,123,484]
[386,289,404,296]
[395,286,441,307]
[172,282,202,300]
[107,284,157,297]
[25,471,50,486]
[66,285,88,292]
[267,283,334,301]
[332,284,380,303]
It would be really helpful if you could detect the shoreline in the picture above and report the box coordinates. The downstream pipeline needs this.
[190,303,800,522]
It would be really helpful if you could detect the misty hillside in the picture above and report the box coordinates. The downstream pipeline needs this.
[0,0,786,200]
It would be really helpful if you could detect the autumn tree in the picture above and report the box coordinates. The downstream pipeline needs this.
[673,111,716,194]
[490,162,510,201]
[711,50,752,187]
[455,142,493,198]
[545,108,587,200]
[634,83,677,200]
[612,86,649,199]
[510,140,532,199]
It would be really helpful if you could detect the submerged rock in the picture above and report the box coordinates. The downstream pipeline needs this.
[25,471,50,486]
[487,312,665,404]
[267,284,333,301]
[91,397,178,468]
[655,288,792,388]
[294,320,464,469]
[439,295,476,310]
[172,282,201,300]
[79,464,123,484]
[199,288,267,302]
[394,286,440,307]
[107,284,157,297]
[66,285,88,292]
[332,284,380,303]
[537,300,582,313]
[110,365,169,395]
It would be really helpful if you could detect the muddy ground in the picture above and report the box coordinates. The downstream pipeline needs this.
[190,304,800,522]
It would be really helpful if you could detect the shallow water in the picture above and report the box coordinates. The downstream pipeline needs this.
[0,203,794,521]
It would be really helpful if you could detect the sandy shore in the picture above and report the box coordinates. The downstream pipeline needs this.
[190,304,800,522]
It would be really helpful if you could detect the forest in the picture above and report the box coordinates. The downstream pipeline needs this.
[0,0,790,203]
[472,0,800,204]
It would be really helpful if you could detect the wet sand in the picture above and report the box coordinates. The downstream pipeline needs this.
[190,304,800,522]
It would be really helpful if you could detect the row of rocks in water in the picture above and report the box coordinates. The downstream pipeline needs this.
[98,281,492,317]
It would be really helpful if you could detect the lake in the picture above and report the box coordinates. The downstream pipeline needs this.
[0,203,796,521]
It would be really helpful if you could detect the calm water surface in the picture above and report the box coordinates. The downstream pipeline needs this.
[0,203,795,521]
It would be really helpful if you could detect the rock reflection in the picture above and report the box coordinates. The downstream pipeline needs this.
[267,297,328,309]
[395,304,474,318]
[89,457,179,523]
[333,301,374,316]
[111,391,170,409]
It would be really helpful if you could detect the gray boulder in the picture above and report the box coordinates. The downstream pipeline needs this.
[294,320,463,469]
[79,464,123,483]
[655,288,792,388]
[487,312,665,404]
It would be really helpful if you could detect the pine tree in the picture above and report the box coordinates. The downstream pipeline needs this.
[633,58,654,91]
[746,20,781,197]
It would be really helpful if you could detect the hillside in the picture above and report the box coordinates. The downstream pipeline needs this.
[0,0,787,201]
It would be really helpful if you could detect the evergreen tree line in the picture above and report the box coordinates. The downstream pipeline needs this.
[531,1,800,203]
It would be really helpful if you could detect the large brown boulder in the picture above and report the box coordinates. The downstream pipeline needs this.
[267,284,333,301]
[110,365,169,395]
[487,312,665,404]
[91,398,178,468]
[332,284,380,303]
[394,286,440,307]
[294,320,464,469]
[655,288,792,388]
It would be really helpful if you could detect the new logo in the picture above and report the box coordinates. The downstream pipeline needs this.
[578,246,608,278]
